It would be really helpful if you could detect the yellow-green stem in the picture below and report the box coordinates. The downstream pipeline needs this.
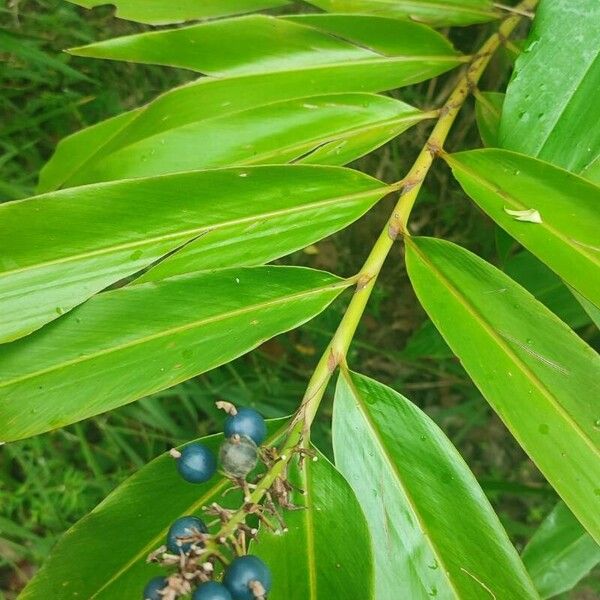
[212,0,538,543]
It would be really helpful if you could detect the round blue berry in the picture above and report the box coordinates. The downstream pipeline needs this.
[224,408,267,445]
[177,443,217,483]
[166,515,207,554]
[143,576,167,600]
[193,581,233,600]
[223,555,272,600]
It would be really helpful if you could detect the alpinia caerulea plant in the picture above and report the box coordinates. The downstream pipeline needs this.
[1,0,599,598]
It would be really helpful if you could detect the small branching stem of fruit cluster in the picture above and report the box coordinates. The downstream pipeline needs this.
[208,0,539,547]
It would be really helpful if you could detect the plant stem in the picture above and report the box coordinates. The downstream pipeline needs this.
[297,0,538,433]
[211,0,538,545]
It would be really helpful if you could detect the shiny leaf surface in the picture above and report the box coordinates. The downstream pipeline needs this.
[2,165,386,342]
[333,369,539,600]
[60,93,429,186]
[252,448,374,599]
[405,237,600,543]
[69,14,462,73]
[523,502,600,599]
[500,0,600,175]
[20,421,286,599]
[504,251,591,330]
[446,149,600,308]
[0,267,347,441]
[69,0,290,24]
[305,0,497,26]
[40,15,461,192]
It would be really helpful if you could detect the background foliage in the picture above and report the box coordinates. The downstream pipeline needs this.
[0,1,598,598]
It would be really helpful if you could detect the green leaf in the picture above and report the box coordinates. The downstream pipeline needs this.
[0,266,347,442]
[39,15,461,193]
[571,289,600,329]
[56,93,430,187]
[499,0,600,175]
[333,369,539,600]
[19,420,287,599]
[504,251,591,330]
[69,0,290,24]
[445,149,600,308]
[474,91,504,147]
[405,236,600,543]
[304,0,498,27]
[2,165,387,342]
[252,447,374,599]
[68,14,462,73]
[523,502,600,599]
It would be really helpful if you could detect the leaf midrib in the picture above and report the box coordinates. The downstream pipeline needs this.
[303,459,318,599]
[0,184,389,279]
[408,239,600,460]
[0,276,348,389]
[340,369,462,599]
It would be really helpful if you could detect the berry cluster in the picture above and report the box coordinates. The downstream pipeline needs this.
[143,404,275,600]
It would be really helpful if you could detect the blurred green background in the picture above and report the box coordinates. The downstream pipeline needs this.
[0,1,598,598]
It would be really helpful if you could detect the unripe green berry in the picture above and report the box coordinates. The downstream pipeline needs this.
[219,435,258,478]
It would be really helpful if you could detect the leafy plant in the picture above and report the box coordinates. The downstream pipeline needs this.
[1,0,599,598]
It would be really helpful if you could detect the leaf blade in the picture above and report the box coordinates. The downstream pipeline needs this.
[523,502,600,599]
[40,15,462,193]
[304,0,498,27]
[252,448,374,599]
[405,236,600,543]
[499,0,600,175]
[69,0,291,24]
[445,149,600,308]
[68,14,461,75]
[334,369,539,600]
[2,165,387,342]
[0,266,347,441]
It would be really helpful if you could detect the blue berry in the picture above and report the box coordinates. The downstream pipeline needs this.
[193,581,233,600]
[177,443,217,483]
[219,436,258,478]
[224,408,267,445]
[223,555,272,600]
[166,515,207,554]
[143,576,167,600]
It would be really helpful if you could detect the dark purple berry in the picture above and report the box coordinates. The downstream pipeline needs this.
[177,443,217,483]
[224,408,266,445]
[223,555,272,600]
[193,581,233,600]
[143,576,167,600]
[166,515,207,554]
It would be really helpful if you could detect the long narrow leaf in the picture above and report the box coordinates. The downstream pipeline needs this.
[0,266,348,441]
[60,93,430,186]
[69,14,462,74]
[445,149,600,308]
[252,448,374,599]
[69,0,290,25]
[40,15,462,193]
[499,0,600,175]
[305,0,498,27]
[334,369,539,599]
[405,236,600,543]
[2,165,387,342]
[523,502,600,599]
